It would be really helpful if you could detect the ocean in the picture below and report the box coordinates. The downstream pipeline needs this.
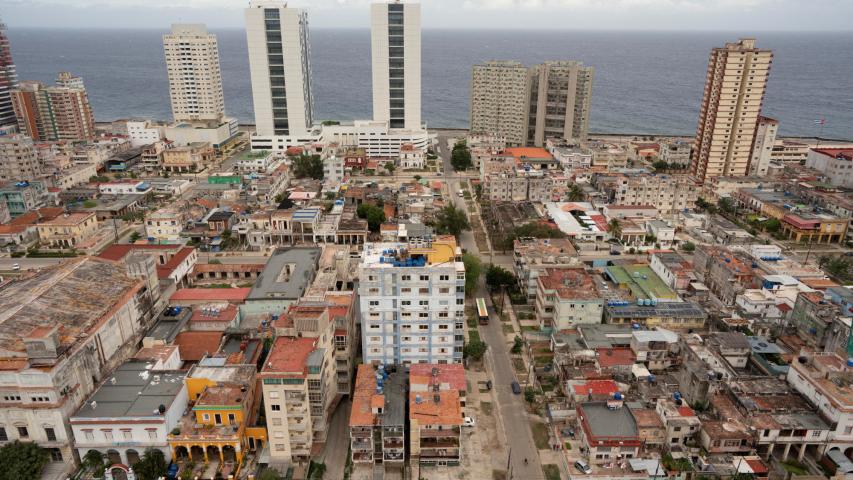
[7,28,853,139]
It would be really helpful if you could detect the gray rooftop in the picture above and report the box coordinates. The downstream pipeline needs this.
[72,361,185,419]
[580,402,638,439]
[773,412,831,431]
[248,247,321,301]
[747,336,787,355]
[605,301,707,320]
[381,372,407,427]
[578,323,633,349]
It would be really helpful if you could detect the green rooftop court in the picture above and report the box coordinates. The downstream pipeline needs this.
[605,264,679,301]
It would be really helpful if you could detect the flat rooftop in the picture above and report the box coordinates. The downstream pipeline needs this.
[71,361,185,419]
[579,402,638,439]
[263,337,317,375]
[0,258,141,354]
[605,301,707,320]
[605,265,679,301]
[248,247,320,301]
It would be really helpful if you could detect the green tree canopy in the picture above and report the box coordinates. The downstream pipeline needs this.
[292,154,324,179]
[607,218,622,240]
[464,337,487,361]
[434,204,470,237]
[0,441,49,480]
[485,265,515,291]
[356,203,386,232]
[681,241,696,252]
[567,184,585,202]
[384,162,396,175]
[133,448,168,480]
[451,140,472,171]
[462,253,481,295]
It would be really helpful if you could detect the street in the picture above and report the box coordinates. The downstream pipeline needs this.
[437,134,545,479]
[0,257,68,271]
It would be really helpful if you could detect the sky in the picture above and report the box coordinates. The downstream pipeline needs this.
[3,0,853,31]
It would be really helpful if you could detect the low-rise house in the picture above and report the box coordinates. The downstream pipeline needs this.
[656,399,701,448]
[605,302,706,331]
[650,252,694,291]
[145,208,185,244]
[630,328,680,371]
[161,142,213,173]
[398,144,424,169]
[576,401,641,464]
[513,238,579,300]
[631,408,666,447]
[535,268,603,330]
[70,360,188,465]
[36,211,98,249]
[409,390,463,466]
[409,363,466,408]
[349,365,406,467]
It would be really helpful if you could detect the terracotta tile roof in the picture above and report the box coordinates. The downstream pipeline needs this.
[97,243,176,262]
[572,379,619,396]
[745,458,768,474]
[409,364,466,392]
[190,304,238,324]
[677,405,696,417]
[350,364,379,427]
[173,331,223,362]
[196,385,244,407]
[170,287,251,303]
[504,147,554,162]
[409,390,463,426]
[262,337,316,376]
[596,347,636,368]
[156,247,195,279]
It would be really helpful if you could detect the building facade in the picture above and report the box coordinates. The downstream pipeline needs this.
[470,61,529,146]
[245,0,314,138]
[358,238,465,366]
[370,1,421,130]
[12,77,96,142]
[690,38,773,183]
[0,134,43,181]
[528,61,594,147]
[0,19,17,129]
[163,24,225,124]
[748,116,778,176]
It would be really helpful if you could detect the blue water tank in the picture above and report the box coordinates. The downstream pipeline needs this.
[674,392,682,401]
[614,392,623,400]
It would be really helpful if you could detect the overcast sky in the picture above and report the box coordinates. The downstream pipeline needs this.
[4,0,853,31]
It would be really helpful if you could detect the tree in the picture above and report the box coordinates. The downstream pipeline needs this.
[485,265,515,292]
[523,387,536,403]
[511,336,523,354]
[681,241,696,252]
[384,161,396,176]
[256,468,285,480]
[762,218,781,233]
[357,203,386,232]
[129,231,141,243]
[451,140,472,171]
[462,253,481,295]
[717,197,735,214]
[83,199,97,208]
[464,338,487,361]
[823,256,853,282]
[607,219,622,241]
[292,154,324,179]
[413,174,422,182]
[133,448,167,480]
[567,184,585,202]
[434,204,470,238]
[0,441,49,480]
[652,160,669,171]
[83,450,106,478]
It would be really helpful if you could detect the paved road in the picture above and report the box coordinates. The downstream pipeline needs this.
[319,399,352,480]
[0,257,67,271]
[437,133,544,479]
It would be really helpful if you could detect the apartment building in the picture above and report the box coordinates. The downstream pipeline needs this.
[513,238,580,300]
[410,389,463,466]
[806,148,853,189]
[127,120,164,147]
[0,20,17,129]
[11,75,96,142]
[358,237,465,366]
[528,61,594,147]
[690,38,773,183]
[161,142,213,172]
[35,211,98,249]
[246,0,314,140]
[749,116,778,176]
[0,258,153,474]
[0,134,43,181]
[145,208,185,244]
[260,337,329,463]
[470,61,529,146]
[535,268,603,330]
[350,364,406,466]
[595,173,701,216]
[371,1,421,130]
[163,24,225,123]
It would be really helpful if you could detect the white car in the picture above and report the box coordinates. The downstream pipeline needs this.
[463,416,475,427]
[457,191,464,198]
[11,263,20,271]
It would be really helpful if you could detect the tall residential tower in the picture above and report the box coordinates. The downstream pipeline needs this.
[470,61,530,147]
[245,0,314,141]
[11,75,95,142]
[690,38,773,183]
[370,1,421,130]
[163,24,226,123]
[0,19,18,130]
[528,61,594,147]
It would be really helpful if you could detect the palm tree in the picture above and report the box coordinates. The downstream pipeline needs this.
[608,219,622,242]
[568,184,585,202]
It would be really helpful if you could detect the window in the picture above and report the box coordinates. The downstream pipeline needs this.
[271,404,281,411]
[419,325,429,330]
[401,275,411,281]
[202,413,210,422]
[0,428,6,441]
[83,430,93,441]
[147,429,157,440]
[228,413,236,424]
[121,429,131,440]
[439,275,449,281]
[419,300,428,306]
[272,418,283,426]
[369,300,379,307]
[420,275,429,281]
[275,444,286,451]
[102,430,112,441]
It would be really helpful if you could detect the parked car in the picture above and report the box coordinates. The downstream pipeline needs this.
[574,460,592,474]
[511,381,521,394]
[11,263,20,271]
[463,416,475,427]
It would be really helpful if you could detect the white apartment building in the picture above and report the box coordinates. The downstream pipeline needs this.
[748,116,778,176]
[246,1,314,142]
[358,238,465,366]
[596,173,701,217]
[470,61,530,146]
[126,121,164,148]
[69,361,188,465]
[163,24,225,123]
[690,38,773,183]
[320,120,429,158]
[145,208,185,244]
[806,148,853,189]
[371,1,421,131]
[323,154,345,184]
[398,143,424,169]
[0,134,43,181]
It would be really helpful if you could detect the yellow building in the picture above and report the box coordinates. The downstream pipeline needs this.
[161,142,213,173]
[35,211,98,248]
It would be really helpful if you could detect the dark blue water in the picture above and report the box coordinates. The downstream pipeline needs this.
[8,28,853,139]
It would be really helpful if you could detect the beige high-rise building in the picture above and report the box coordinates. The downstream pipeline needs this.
[163,24,225,123]
[690,38,773,183]
[528,61,593,147]
[0,134,43,181]
[470,61,529,146]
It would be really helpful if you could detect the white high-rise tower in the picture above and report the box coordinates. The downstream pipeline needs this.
[163,24,226,123]
[370,1,421,130]
[245,0,314,139]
